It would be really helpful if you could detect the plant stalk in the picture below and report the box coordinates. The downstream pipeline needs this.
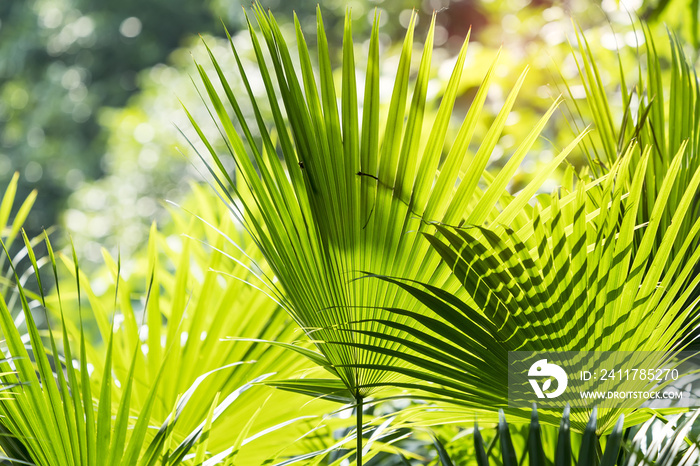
[356,395,363,466]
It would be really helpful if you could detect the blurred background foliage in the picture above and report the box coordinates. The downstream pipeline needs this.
[0,0,698,263]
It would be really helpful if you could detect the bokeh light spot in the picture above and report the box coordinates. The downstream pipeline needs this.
[134,123,155,144]
[9,88,29,110]
[120,17,142,38]
[24,161,44,183]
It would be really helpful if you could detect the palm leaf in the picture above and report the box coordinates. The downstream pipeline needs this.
[340,142,700,432]
[0,172,37,313]
[0,234,204,465]
[186,3,584,407]
[0,186,342,464]
[564,23,700,314]
[48,185,339,464]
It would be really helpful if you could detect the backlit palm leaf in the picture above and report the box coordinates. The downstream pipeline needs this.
[186,3,586,408]
[563,24,700,308]
[0,188,338,465]
[54,185,339,464]
[348,143,700,433]
[0,234,220,465]
[0,172,36,310]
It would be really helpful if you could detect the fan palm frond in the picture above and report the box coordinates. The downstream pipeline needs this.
[0,233,220,465]
[339,142,700,432]
[563,23,700,307]
[0,172,37,305]
[53,184,337,464]
[186,3,586,409]
[0,187,337,465]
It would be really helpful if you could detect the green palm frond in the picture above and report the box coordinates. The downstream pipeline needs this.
[186,3,585,408]
[0,233,216,465]
[0,172,35,252]
[338,142,700,432]
[54,184,338,464]
[0,186,343,465]
[563,23,700,309]
[0,172,36,300]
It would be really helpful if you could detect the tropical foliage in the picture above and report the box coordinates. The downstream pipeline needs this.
[356,140,700,433]
[568,24,700,284]
[187,2,586,415]
[0,185,349,464]
[435,407,700,466]
[0,172,36,298]
[0,2,699,466]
